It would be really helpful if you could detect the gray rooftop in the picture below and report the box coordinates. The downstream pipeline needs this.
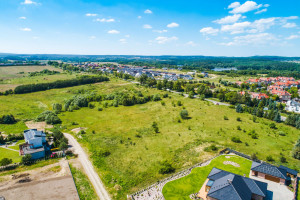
[207,168,267,200]
[23,146,45,154]
[251,161,288,179]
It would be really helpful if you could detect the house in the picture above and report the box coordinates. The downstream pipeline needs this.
[20,129,47,159]
[250,92,269,100]
[198,168,268,200]
[251,161,297,185]
[285,100,300,113]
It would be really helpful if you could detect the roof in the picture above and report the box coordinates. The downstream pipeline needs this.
[207,168,267,200]
[24,129,46,141]
[22,145,45,154]
[251,162,287,179]
[279,165,298,176]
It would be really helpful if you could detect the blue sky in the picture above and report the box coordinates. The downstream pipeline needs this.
[0,0,300,56]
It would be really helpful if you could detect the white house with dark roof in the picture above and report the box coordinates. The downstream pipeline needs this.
[20,129,47,159]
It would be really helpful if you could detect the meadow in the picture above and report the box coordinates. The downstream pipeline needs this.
[0,76,299,199]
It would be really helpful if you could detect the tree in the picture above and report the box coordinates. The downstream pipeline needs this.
[36,111,61,124]
[292,138,300,160]
[21,154,32,165]
[236,104,243,113]
[251,153,258,161]
[52,103,62,113]
[0,114,17,124]
[59,142,68,155]
[159,161,175,174]
[152,121,159,133]
[180,110,189,119]
[273,112,281,123]
[0,158,12,166]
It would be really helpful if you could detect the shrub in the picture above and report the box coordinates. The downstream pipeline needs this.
[0,114,17,124]
[237,125,241,130]
[231,136,241,143]
[236,117,241,121]
[79,130,86,135]
[36,111,61,124]
[180,110,189,119]
[269,123,277,129]
[152,122,159,133]
[152,94,161,101]
[280,156,287,163]
[21,154,32,165]
[251,153,258,161]
[163,93,168,98]
[159,161,175,174]
[204,144,218,152]
[224,116,229,120]
[161,101,165,106]
[88,103,95,109]
[278,131,286,136]
[98,107,103,111]
[177,101,182,106]
[266,155,274,162]
[0,158,12,166]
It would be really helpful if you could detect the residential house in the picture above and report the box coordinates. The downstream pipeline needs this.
[269,90,291,101]
[250,92,269,100]
[198,168,268,200]
[285,100,300,113]
[251,161,297,185]
[19,129,47,159]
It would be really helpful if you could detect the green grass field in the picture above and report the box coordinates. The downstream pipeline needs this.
[162,155,252,200]
[0,77,299,199]
[0,147,21,163]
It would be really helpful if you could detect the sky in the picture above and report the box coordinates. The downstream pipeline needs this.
[0,0,300,56]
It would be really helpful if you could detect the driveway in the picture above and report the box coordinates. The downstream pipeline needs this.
[249,175,293,200]
[64,133,111,200]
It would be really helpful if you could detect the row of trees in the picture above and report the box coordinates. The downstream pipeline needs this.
[28,69,60,77]
[13,76,109,94]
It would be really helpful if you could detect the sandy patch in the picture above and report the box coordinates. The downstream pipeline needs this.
[223,161,240,167]
[25,121,53,131]
[71,127,87,134]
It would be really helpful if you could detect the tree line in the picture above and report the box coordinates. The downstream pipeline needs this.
[0,76,109,95]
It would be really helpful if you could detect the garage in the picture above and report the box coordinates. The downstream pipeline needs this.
[265,175,280,183]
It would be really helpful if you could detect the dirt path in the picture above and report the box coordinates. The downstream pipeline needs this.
[64,133,111,200]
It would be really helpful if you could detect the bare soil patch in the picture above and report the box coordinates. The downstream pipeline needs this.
[25,121,53,131]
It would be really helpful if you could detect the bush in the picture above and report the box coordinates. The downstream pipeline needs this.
[237,125,241,130]
[278,131,286,136]
[231,136,241,143]
[0,114,17,124]
[88,103,95,109]
[98,107,103,111]
[180,110,189,119]
[204,144,218,152]
[36,111,61,124]
[280,156,287,163]
[251,153,258,161]
[159,161,175,174]
[21,154,32,165]
[0,158,12,166]
[161,101,165,106]
[236,117,241,121]
[163,93,168,98]
[269,123,277,129]
[177,101,182,106]
[266,155,274,162]
[224,116,229,120]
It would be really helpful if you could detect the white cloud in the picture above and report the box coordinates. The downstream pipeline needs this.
[229,1,262,14]
[255,8,267,14]
[282,23,297,28]
[20,27,31,31]
[167,22,179,28]
[86,13,98,17]
[200,27,219,35]
[144,9,152,14]
[155,36,178,44]
[285,35,300,40]
[32,36,39,39]
[284,16,298,20]
[252,17,276,32]
[107,30,120,34]
[220,33,278,46]
[89,36,96,40]
[185,41,196,46]
[213,14,242,24]
[264,4,270,7]
[125,35,130,38]
[22,0,37,5]
[228,2,240,9]
[95,18,115,22]
[19,16,26,20]
[153,30,168,33]
[120,39,127,44]
[221,21,251,34]
[138,16,142,19]
[143,24,152,29]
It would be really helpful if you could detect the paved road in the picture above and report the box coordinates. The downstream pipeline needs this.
[204,99,230,106]
[64,133,111,200]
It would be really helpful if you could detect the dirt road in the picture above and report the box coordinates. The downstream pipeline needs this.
[64,133,111,200]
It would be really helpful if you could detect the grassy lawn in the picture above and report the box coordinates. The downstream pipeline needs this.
[0,147,21,163]
[70,164,98,200]
[0,77,299,199]
[162,155,252,200]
